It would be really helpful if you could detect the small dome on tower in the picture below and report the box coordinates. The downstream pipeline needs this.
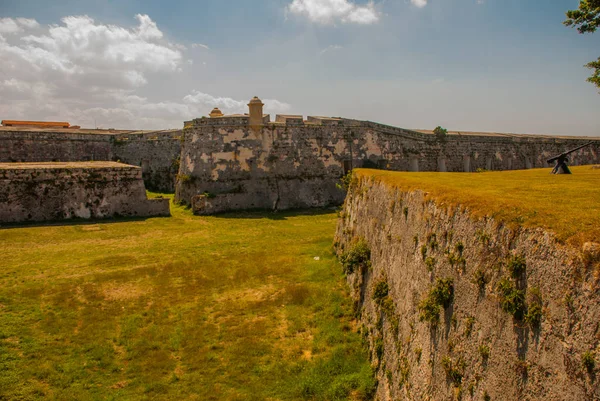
[209,107,224,118]
[248,96,263,105]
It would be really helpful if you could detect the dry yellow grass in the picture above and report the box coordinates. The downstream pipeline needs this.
[356,166,600,246]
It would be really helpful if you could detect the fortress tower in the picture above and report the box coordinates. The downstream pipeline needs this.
[248,96,264,130]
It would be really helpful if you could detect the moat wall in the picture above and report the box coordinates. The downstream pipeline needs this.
[0,162,170,224]
[176,116,600,213]
[334,174,600,400]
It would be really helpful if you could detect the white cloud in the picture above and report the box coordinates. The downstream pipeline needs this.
[0,17,40,34]
[16,18,40,29]
[0,14,290,129]
[16,14,182,77]
[0,18,21,34]
[183,91,291,116]
[287,0,380,25]
[192,43,210,50]
[320,44,343,55]
[411,0,427,8]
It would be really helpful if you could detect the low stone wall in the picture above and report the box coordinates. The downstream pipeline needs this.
[0,162,170,224]
[335,174,600,400]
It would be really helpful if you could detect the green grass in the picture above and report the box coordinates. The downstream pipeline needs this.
[356,166,600,245]
[0,196,374,400]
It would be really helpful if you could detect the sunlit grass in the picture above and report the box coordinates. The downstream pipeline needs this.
[356,166,600,246]
[0,198,374,400]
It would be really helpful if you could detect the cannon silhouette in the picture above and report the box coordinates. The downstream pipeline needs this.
[546,142,594,174]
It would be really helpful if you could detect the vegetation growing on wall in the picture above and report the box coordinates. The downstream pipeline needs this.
[339,238,371,275]
[418,278,454,325]
[497,278,527,320]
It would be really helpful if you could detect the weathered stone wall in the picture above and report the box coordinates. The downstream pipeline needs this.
[335,174,600,400]
[0,129,183,193]
[111,130,182,193]
[175,116,600,213]
[0,162,170,224]
[0,130,113,162]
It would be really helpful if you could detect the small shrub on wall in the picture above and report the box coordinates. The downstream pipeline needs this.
[418,278,454,325]
[340,239,371,275]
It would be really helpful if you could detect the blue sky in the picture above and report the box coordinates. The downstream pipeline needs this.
[0,0,598,135]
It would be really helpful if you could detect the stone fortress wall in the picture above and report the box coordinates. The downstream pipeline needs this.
[1,97,600,216]
[176,99,600,214]
[111,130,182,193]
[0,127,182,192]
[0,162,170,224]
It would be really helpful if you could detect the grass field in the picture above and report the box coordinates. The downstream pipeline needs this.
[0,198,374,400]
[357,166,600,246]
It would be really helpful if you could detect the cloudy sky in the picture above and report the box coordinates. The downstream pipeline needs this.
[0,0,598,135]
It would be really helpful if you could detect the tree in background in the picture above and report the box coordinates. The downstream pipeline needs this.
[564,0,600,89]
[433,126,448,142]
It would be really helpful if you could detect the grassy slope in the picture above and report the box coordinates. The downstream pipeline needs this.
[356,166,600,246]
[0,199,373,401]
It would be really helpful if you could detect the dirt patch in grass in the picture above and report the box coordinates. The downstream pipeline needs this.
[102,281,148,301]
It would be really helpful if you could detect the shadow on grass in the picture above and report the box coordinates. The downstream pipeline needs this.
[0,214,168,230]
[212,207,338,220]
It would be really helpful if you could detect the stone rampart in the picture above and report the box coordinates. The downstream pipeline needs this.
[0,129,113,162]
[1,111,599,212]
[0,162,170,224]
[0,128,183,193]
[175,115,600,214]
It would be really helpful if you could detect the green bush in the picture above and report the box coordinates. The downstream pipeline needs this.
[418,278,454,324]
[418,296,441,324]
[431,278,454,308]
[421,244,428,260]
[464,316,475,337]
[425,256,436,272]
[455,241,465,256]
[479,344,490,360]
[427,232,438,251]
[525,288,543,328]
[372,280,389,306]
[337,171,357,191]
[434,126,448,141]
[375,337,384,360]
[582,351,595,373]
[340,239,371,275]
[471,268,487,290]
[497,278,526,320]
[441,356,464,386]
[507,254,527,277]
